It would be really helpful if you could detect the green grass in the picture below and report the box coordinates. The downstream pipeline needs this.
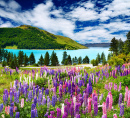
[5,45,17,49]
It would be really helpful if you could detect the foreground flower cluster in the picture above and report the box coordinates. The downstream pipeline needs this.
[0,63,130,118]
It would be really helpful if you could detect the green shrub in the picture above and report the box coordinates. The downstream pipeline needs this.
[35,77,48,88]
[91,59,98,66]
[2,61,7,67]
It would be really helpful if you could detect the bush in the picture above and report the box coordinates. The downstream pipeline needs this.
[35,77,48,88]
[91,59,98,66]
[108,55,124,66]
[2,61,7,67]
[33,63,39,67]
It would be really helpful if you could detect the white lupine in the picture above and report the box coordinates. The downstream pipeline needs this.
[61,103,64,115]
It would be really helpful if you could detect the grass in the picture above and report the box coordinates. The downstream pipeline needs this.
[5,45,17,49]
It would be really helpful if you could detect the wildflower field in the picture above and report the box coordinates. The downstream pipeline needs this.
[0,63,130,118]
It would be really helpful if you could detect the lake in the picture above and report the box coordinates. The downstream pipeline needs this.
[6,47,110,64]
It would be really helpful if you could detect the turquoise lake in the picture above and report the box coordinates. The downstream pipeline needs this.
[6,47,110,64]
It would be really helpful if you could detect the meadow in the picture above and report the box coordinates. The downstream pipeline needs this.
[0,63,130,118]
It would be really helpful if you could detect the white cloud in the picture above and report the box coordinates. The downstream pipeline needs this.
[0,0,129,44]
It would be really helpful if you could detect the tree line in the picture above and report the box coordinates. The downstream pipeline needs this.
[0,48,91,68]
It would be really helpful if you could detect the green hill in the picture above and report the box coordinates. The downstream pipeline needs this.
[0,25,87,50]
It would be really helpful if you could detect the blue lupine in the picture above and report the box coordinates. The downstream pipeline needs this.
[15,112,20,118]
[10,91,13,103]
[28,91,33,102]
[31,103,36,110]
[38,93,42,106]
[9,106,13,117]
[52,95,56,107]
[120,103,124,116]
[119,93,123,107]
[0,103,3,112]
[45,89,49,96]
[31,110,35,118]
[34,97,37,106]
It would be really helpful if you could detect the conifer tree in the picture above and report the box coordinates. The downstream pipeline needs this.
[61,51,68,65]
[24,54,29,66]
[50,51,59,66]
[67,55,72,65]
[83,56,89,63]
[78,56,82,64]
[29,52,35,65]
[38,54,44,66]
[96,53,101,63]
[18,51,24,66]
[44,52,50,66]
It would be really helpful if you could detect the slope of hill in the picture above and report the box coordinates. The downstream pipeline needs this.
[0,25,87,50]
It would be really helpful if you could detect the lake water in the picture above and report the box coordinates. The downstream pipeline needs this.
[6,47,110,64]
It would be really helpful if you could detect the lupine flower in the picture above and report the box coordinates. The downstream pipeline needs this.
[94,102,98,116]
[62,112,68,118]
[127,90,130,107]
[119,93,123,106]
[76,114,80,118]
[42,96,46,105]
[102,102,106,115]
[31,110,35,118]
[0,103,3,112]
[99,94,103,103]
[106,96,109,109]
[34,97,37,106]
[124,86,128,101]
[113,114,117,118]
[88,97,92,113]
[45,89,49,96]
[38,92,42,106]
[52,95,56,107]
[44,112,48,117]
[102,114,107,118]
[31,103,36,110]
[9,106,13,117]
[61,103,64,115]
[15,112,20,118]
[57,108,61,118]
[120,103,124,116]
[19,97,23,107]
[118,82,121,91]
[108,92,113,111]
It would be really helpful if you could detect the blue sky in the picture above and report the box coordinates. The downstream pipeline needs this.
[0,0,130,44]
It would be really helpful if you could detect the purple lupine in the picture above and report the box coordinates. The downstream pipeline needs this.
[42,87,44,94]
[70,103,74,117]
[45,89,49,96]
[76,114,80,118]
[33,86,35,97]
[120,103,124,116]
[50,111,55,116]
[106,96,109,109]
[75,103,80,114]
[52,95,56,107]
[119,93,123,107]
[94,102,98,116]
[34,96,37,106]
[31,110,35,118]
[44,112,48,117]
[31,103,36,110]
[62,112,68,118]
[9,106,13,117]
[10,91,13,103]
[118,82,121,91]
[15,112,20,118]
[57,108,61,118]
[42,96,46,105]
[38,92,42,106]
[0,103,3,112]
[28,91,33,102]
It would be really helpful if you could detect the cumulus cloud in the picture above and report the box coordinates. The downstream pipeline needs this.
[0,0,130,43]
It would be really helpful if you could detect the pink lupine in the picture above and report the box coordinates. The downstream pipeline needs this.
[21,98,24,108]
[108,92,113,111]
[113,114,117,118]
[124,86,128,101]
[88,97,92,113]
[127,90,130,107]
[102,102,106,115]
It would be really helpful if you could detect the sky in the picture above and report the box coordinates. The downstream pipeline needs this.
[0,0,130,44]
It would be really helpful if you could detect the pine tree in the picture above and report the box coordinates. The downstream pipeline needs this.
[101,52,105,63]
[118,38,124,54]
[102,56,107,65]
[83,56,89,64]
[67,55,72,65]
[38,54,44,66]
[78,56,82,64]
[96,53,100,63]
[44,52,50,66]
[29,52,35,65]
[24,54,29,66]
[18,51,24,66]
[61,51,68,65]
[50,51,59,66]
[109,37,118,55]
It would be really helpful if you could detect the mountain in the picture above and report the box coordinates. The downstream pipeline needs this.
[83,43,110,47]
[0,25,87,50]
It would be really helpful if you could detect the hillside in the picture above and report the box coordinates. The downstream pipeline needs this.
[0,25,87,50]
